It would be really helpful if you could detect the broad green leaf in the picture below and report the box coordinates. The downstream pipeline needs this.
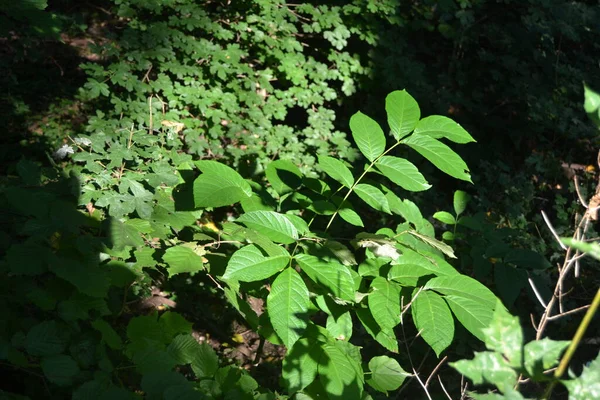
[323,240,357,266]
[402,134,472,182]
[318,343,363,400]
[494,263,527,308]
[25,321,69,356]
[224,287,259,330]
[453,190,470,216]
[355,307,398,353]
[412,290,454,356]
[366,356,409,393]
[375,156,431,192]
[237,211,299,244]
[223,244,290,282]
[350,111,386,162]
[110,218,144,249]
[368,277,401,330]
[265,159,303,195]
[406,230,456,258]
[326,311,353,341]
[41,355,80,386]
[444,295,495,342]
[414,115,475,144]
[354,184,391,214]
[481,304,522,367]
[385,90,420,140]
[91,319,123,350]
[451,352,518,393]
[562,351,600,400]
[193,161,252,207]
[584,84,600,127]
[523,338,569,378]
[295,254,355,302]
[469,388,529,400]
[191,343,219,378]
[282,337,321,393]
[283,214,310,236]
[504,249,551,270]
[318,155,354,188]
[267,268,310,349]
[561,238,600,260]
[424,275,497,310]
[433,211,456,225]
[163,246,205,277]
[339,206,364,227]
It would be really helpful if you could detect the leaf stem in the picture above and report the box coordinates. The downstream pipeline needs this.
[324,141,403,232]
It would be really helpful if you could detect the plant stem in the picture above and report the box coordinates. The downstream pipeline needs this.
[543,288,600,399]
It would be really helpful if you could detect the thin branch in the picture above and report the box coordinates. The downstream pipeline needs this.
[412,368,433,400]
[528,276,548,308]
[438,376,452,400]
[425,356,448,388]
[541,210,568,250]
[574,175,588,207]
[547,304,591,321]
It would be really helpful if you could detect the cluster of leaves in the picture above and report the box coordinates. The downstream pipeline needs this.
[0,158,276,398]
[452,303,599,400]
[187,90,503,397]
[77,0,376,169]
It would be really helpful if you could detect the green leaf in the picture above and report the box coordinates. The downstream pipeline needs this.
[368,277,401,330]
[318,155,354,188]
[584,84,600,127]
[424,275,497,310]
[295,254,355,302]
[385,90,420,140]
[267,268,310,349]
[318,343,363,400]
[562,351,600,400]
[350,111,386,162]
[481,304,522,367]
[453,190,470,216]
[444,295,495,342]
[163,246,205,277]
[193,161,252,208]
[91,319,123,350]
[326,311,353,341]
[338,206,364,227]
[414,115,475,144]
[412,290,454,356]
[41,355,80,387]
[523,338,569,378]
[190,343,219,378]
[402,133,472,182]
[354,184,391,214]
[451,352,518,393]
[265,159,303,195]
[406,230,456,258]
[375,156,431,192]
[110,218,144,249]
[282,337,321,393]
[433,211,456,225]
[561,238,600,260]
[283,214,310,236]
[355,307,398,353]
[237,211,299,244]
[25,321,69,356]
[504,249,551,270]
[222,244,290,282]
[366,356,409,393]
